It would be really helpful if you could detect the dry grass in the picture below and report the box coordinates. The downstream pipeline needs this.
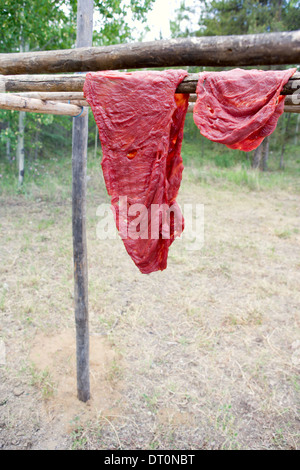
[0,164,299,450]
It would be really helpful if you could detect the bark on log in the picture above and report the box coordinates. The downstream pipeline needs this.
[0,72,298,94]
[13,91,85,100]
[0,93,87,116]
[186,102,300,114]
[12,91,300,106]
[72,0,93,404]
[56,99,88,106]
[284,94,300,106]
[0,30,299,75]
[252,142,264,168]
[0,74,86,93]
[3,93,299,114]
[2,95,298,115]
[283,105,300,113]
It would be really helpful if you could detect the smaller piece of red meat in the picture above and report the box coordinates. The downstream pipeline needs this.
[193,68,297,152]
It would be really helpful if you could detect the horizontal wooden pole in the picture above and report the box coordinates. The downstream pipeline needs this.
[13,91,85,100]
[2,94,298,118]
[2,94,298,115]
[11,92,88,106]
[0,74,87,93]
[188,94,300,105]
[284,94,300,106]
[284,105,300,113]
[11,91,300,107]
[0,72,298,94]
[0,31,300,75]
[0,93,88,116]
[58,99,88,106]
[187,102,300,114]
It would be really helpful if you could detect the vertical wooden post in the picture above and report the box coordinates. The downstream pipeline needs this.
[72,0,93,403]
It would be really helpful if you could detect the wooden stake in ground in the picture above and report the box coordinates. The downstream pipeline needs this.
[72,0,93,403]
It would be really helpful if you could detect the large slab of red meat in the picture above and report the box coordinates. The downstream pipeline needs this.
[193,68,296,152]
[84,70,189,274]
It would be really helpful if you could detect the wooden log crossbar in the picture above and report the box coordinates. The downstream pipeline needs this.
[0,93,88,116]
[1,92,299,115]
[0,30,299,75]
[11,91,300,106]
[0,72,299,94]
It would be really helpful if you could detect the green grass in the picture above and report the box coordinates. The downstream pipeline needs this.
[0,289,6,312]
[181,139,300,192]
[1,140,300,201]
[0,149,102,201]
[29,363,56,399]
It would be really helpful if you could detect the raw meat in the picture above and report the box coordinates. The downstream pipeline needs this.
[193,68,296,152]
[84,70,189,274]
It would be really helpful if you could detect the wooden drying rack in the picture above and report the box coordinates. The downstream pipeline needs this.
[1,2,299,402]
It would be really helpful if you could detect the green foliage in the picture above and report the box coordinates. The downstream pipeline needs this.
[0,0,72,52]
[0,0,155,174]
[1,143,299,204]
[182,112,300,172]
[73,0,155,46]
[202,0,300,35]
[171,0,300,171]
[171,0,300,38]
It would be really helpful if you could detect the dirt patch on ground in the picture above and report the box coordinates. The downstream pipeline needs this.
[29,330,123,432]
[0,170,299,449]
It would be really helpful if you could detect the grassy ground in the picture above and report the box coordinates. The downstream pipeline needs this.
[0,144,300,450]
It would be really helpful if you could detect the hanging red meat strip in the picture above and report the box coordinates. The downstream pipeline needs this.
[193,68,297,152]
[84,70,189,274]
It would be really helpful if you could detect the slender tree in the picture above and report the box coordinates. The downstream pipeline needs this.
[295,114,300,146]
[280,113,292,169]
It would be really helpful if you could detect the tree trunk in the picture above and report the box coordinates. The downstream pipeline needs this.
[34,127,40,160]
[6,138,11,162]
[201,135,205,159]
[6,123,11,162]
[280,113,291,170]
[262,136,270,171]
[17,110,25,185]
[94,124,98,159]
[295,114,300,146]
[252,142,263,169]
